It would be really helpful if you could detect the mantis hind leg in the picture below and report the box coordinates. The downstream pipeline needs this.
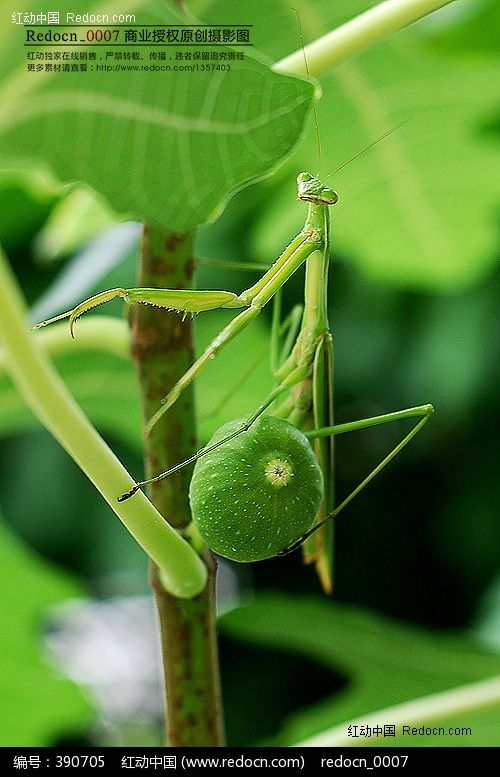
[328,404,434,518]
[119,362,311,501]
[281,403,435,555]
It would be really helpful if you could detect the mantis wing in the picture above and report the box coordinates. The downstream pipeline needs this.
[302,333,335,593]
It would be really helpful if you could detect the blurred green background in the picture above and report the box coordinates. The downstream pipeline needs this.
[0,0,499,748]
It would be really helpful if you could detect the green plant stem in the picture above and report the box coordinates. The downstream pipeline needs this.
[274,0,454,78]
[130,226,224,747]
[0,247,206,599]
[296,674,500,747]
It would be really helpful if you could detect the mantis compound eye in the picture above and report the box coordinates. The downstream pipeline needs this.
[188,415,324,562]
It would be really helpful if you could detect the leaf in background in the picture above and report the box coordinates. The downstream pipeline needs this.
[1,0,314,231]
[197,0,500,291]
[473,574,500,653]
[30,223,141,323]
[0,514,91,745]
[220,594,500,746]
[34,186,118,262]
[0,167,59,254]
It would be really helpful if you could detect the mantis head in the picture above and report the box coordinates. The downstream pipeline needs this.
[297,172,338,205]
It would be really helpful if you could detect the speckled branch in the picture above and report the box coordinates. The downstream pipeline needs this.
[130,225,225,746]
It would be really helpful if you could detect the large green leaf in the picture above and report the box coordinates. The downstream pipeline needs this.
[0,515,91,744]
[0,0,314,231]
[220,594,500,746]
[197,0,500,291]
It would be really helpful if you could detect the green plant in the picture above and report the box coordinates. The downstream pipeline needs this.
[35,169,434,591]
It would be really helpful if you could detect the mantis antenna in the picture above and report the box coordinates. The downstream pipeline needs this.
[326,116,414,179]
[292,7,413,182]
[291,7,322,175]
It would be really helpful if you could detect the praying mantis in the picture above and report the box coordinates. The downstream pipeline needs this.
[34,162,434,593]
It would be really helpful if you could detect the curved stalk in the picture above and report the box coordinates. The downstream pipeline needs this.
[296,674,500,747]
[0,247,206,599]
[274,0,455,78]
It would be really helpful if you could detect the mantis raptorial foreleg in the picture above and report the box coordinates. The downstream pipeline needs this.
[33,287,243,337]
[145,225,325,433]
[34,216,325,435]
